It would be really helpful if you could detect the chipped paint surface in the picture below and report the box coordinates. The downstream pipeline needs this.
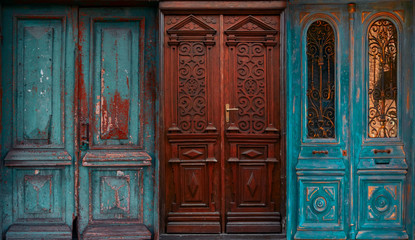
[77,7,158,240]
[287,1,414,240]
[1,5,76,239]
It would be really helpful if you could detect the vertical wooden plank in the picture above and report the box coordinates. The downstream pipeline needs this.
[0,3,3,238]
[348,4,356,239]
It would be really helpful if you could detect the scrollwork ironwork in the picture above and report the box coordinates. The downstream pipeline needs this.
[368,19,398,138]
[178,42,207,133]
[306,21,335,138]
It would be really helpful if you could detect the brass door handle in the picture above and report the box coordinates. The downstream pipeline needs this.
[374,149,391,154]
[312,150,329,155]
[226,104,239,123]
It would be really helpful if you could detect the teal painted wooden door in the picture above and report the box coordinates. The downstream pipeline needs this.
[77,7,158,240]
[1,6,158,240]
[1,5,76,239]
[287,1,413,240]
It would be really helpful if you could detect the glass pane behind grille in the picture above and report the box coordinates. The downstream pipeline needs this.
[368,19,398,138]
[306,20,335,139]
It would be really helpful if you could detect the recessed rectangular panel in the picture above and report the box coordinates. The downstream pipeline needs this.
[179,145,207,161]
[15,169,63,221]
[238,164,266,206]
[298,176,343,230]
[180,164,208,207]
[90,169,142,221]
[92,20,142,148]
[238,145,267,160]
[15,19,64,146]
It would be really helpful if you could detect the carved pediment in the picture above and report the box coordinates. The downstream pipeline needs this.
[225,15,278,46]
[167,15,216,45]
[225,15,277,34]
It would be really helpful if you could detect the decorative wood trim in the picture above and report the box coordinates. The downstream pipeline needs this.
[300,12,310,23]
[4,149,72,167]
[160,1,287,12]
[167,15,216,46]
[393,10,404,22]
[82,150,152,167]
[361,11,371,23]
[224,15,278,46]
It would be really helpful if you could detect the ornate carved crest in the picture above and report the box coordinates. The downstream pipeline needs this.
[167,15,216,45]
[224,15,278,46]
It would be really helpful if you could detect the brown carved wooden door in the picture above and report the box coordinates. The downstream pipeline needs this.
[162,14,283,234]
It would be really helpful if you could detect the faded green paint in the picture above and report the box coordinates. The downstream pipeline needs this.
[1,5,76,239]
[77,7,158,239]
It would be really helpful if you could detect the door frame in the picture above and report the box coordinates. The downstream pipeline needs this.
[158,1,288,237]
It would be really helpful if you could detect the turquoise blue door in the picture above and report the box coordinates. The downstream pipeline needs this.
[287,1,414,240]
[77,7,158,240]
[1,5,76,239]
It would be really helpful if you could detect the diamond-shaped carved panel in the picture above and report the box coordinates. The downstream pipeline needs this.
[183,149,203,159]
[239,146,266,160]
[179,146,206,160]
[242,149,263,159]
[239,165,265,204]
[181,165,207,205]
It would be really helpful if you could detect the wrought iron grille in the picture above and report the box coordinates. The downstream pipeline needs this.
[306,20,335,138]
[368,19,398,138]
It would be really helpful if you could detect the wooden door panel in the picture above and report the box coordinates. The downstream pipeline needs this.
[78,8,157,239]
[224,15,281,233]
[164,14,221,233]
[1,6,76,239]
[89,21,142,149]
[4,14,72,166]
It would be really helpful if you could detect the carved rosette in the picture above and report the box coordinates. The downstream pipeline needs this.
[298,178,343,230]
[367,185,399,221]
[305,186,336,221]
